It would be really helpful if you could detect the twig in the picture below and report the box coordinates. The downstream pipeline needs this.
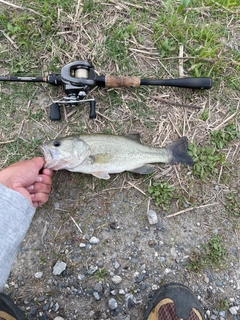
[212,109,238,131]
[0,140,15,144]
[0,0,44,17]
[129,48,159,55]
[179,44,184,78]
[166,202,218,218]
[68,213,83,233]
[152,96,201,109]
[127,181,146,196]
[1,31,18,49]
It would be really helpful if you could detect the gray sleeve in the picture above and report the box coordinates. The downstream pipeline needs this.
[0,184,35,291]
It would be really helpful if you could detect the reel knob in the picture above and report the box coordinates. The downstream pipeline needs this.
[50,103,61,120]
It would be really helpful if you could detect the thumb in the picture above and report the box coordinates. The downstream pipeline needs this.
[27,157,46,172]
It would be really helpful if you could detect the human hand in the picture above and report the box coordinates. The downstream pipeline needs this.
[0,157,53,208]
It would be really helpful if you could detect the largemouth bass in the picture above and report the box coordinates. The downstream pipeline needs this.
[40,134,193,180]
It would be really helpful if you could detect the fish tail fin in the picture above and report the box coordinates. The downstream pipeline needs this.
[167,137,193,165]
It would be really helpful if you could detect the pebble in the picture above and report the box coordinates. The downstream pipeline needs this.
[34,272,43,279]
[125,294,136,309]
[53,261,67,275]
[108,298,118,310]
[89,236,100,244]
[87,265,98,275]
[114,261,121,269]
[112,275,122,284]
[147,210,158,225]
[54,317,64,320]
[93,292,101,300]
[215,280,223,287]
[229,306,238,315]
[94,283,103,292]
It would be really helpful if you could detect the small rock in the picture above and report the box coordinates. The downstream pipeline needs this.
[87,265,98,275]
[108,298,118,310]
[125,294,136,309]
[112,275,122,284]
[53,303,59,312]
[215,280,223,287]
[147,210,158,225]
[54,202,60,209]
[170,247,177,259]
[54,317,65,320]
[53,261,67,275]
[94,283,103,293]
[77,274,85,281]
[93,292,100,300]
[42,303,49,311]
[89,236,100,244]
[114,261,121,269]
[229,306,238,315]
[34,272,43,279]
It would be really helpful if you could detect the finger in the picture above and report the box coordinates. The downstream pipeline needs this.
[35,174,52,186]
[31,192,50,206]
[41,168,53,177]
[27,182,51,194]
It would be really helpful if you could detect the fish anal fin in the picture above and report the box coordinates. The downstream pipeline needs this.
[92,172,111,180]
[129,164,155,174]
[124,133,141,142]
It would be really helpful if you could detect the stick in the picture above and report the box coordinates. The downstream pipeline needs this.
[166,202,218,218]
[0,0,44,16]
[179,44,184,78]
[68,213,83,233]
[152,96,201,109]
[127,181,146,196]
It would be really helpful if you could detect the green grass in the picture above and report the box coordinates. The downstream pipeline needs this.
[187,235,227,272]
[148,182,175,209]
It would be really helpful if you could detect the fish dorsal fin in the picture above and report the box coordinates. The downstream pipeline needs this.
[92,172,110,180]
[124,133,141,142]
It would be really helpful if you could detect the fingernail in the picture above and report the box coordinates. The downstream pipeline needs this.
[36,176,43,182]
[31,194,35,198]
[27,185,34,191]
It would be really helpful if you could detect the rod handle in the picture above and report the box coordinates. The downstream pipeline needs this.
[105,75,141,88]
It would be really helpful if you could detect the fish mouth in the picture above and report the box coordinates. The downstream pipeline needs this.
[40,145,54,167]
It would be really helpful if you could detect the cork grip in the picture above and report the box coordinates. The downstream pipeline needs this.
[105,75,141,88]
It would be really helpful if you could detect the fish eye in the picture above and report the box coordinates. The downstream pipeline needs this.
[53,140,61,147]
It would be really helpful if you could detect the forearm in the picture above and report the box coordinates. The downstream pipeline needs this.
[0,184,35,291]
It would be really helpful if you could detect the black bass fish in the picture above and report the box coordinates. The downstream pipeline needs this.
[40,134,193,180]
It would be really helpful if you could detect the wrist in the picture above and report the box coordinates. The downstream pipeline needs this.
[0,168,14,190]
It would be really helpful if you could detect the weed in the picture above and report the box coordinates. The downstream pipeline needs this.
[148,182,175,209]
[210,123,240,150]
[217,299,230,311]
[225,189,240,217]
[188,143,225,179]
[199,110,209,121]
[187,235,227,272]
[94,268,108,281]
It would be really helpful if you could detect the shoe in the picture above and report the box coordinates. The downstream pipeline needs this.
[143,282,204,320]
[0,293,25,320]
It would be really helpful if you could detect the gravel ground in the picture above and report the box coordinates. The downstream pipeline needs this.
[3,170,240,320]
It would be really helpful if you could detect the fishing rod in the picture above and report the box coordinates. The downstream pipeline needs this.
[0,60,212,120]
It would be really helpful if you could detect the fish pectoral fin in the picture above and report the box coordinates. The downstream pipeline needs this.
[92,171,111,180]
[129,164,155,174]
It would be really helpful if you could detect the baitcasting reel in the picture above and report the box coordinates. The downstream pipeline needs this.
[49,61,97,120]
[0,60,212,121]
